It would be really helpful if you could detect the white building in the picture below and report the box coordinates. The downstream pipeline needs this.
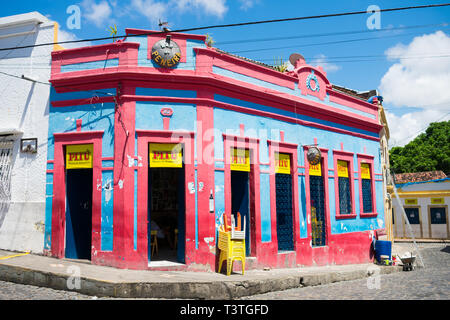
[392,171,449,240]
[0,12,62,253]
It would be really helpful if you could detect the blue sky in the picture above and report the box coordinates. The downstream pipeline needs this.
[2,0,449,146]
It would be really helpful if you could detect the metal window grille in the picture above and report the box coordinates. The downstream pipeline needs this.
[0,140,14,206]
[275,173,294,251]
[309,175,326,247]
[404,207,420,224]
[430,207,446,224]
[338,177,352,214]
[361,178,373,213]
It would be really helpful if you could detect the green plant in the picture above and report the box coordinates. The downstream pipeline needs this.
[206,33,215,47]
[273,57,288,73]
[108,24,118,42]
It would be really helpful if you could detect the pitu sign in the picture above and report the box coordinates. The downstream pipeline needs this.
[360,163,371,179]
[149,143,183,168]
[66,144,93,169]
[230,148,250,172]
[275,153,291,174]
[151,36,181,68]
[337,160,349,178]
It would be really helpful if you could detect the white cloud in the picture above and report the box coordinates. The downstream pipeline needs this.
[385,109,450,147]
[174,0,228,19]
[238,0,258,11]
[57,28,92,49]
[130,0,168,27]
[378,31,450,147]
[81,0,113,28]
[313,54,341,73]
[380,31,450,109]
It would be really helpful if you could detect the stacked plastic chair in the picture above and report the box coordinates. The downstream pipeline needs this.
[218,212,246,276]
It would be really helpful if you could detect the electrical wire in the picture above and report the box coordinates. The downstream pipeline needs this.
[0,3,449,52]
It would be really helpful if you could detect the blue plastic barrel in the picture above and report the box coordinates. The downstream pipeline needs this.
[374,240,392,262]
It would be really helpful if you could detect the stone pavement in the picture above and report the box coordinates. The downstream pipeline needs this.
[0,248,406,300]
[240,243,450,300]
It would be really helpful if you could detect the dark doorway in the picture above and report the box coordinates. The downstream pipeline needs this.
[276,173,294,251]
[309,174,326,247]
[65,169,93,260]
[231,170,251,256]
[148,167,185,264]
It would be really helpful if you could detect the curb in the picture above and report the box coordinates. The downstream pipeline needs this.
[0,263,402,299]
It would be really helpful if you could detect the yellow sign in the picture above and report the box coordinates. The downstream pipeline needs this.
[230,148,250,172]
[337,160,349,178]
[275,153,291,174]
[405,199,418,205]
[361,163,371,179]
[309,162,322,176]
[66,144,93,169]
[149,143,183,168]
[431,198,444,204]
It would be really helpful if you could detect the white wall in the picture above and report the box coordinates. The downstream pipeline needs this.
[0,12,53,253]
[392,180,450,240]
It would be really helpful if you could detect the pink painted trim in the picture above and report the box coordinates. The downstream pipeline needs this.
[303,145,331,249]
[267,139,300,254]
[119,94,381,141]
[332,150,356,219]
[50,130,104,261]
[125,28,207,41]
[357,154,377,218]
[223,134,261,257]
[136,130,196,264]
[51,96,115,108]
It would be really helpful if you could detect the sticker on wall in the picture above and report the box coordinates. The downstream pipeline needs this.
[230,148,250,172]
[405,198,418,205]
[275,152,291,174]
[337,160,349,178]
[309,161,322,176]
[360,163,371,179]
[431,198,444,204]
[66,144,93,169]
[149,143,183,168]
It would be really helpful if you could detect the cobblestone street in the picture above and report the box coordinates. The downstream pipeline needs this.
[241,243,450,300]
[0,243,448,300]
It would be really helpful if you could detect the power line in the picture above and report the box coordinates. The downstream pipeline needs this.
[228,28,450,55]
[0,3,449,52]
[215,22,449,46]
[0,70,50,85]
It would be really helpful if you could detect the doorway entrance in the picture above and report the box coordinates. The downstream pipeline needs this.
[231,170,251,256]
[309,162,327,247]
[65,169,93,260]
[275,172,294,251]
[148,143,185,264]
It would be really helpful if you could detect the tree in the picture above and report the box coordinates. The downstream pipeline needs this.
[389,120,450,175]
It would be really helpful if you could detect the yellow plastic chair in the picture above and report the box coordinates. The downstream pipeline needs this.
[150,230,158,256]
[218,214,246,276]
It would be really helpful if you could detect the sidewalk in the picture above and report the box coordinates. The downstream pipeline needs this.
[0,249,402,299]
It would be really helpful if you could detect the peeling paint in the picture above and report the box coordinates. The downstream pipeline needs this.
[127,155,134,167]
[104,179,112,202]
[118,179,124,189]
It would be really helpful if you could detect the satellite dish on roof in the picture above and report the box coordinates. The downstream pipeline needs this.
[289,53,305,67]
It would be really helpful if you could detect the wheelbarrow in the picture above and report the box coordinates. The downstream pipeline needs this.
[399,254,416,271]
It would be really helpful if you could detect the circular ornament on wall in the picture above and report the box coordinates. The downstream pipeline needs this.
[151,36,182,68]
[307,146,322,165]
[306,71,320,92]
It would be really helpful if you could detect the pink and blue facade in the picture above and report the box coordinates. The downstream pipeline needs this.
[45,29,385,270]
